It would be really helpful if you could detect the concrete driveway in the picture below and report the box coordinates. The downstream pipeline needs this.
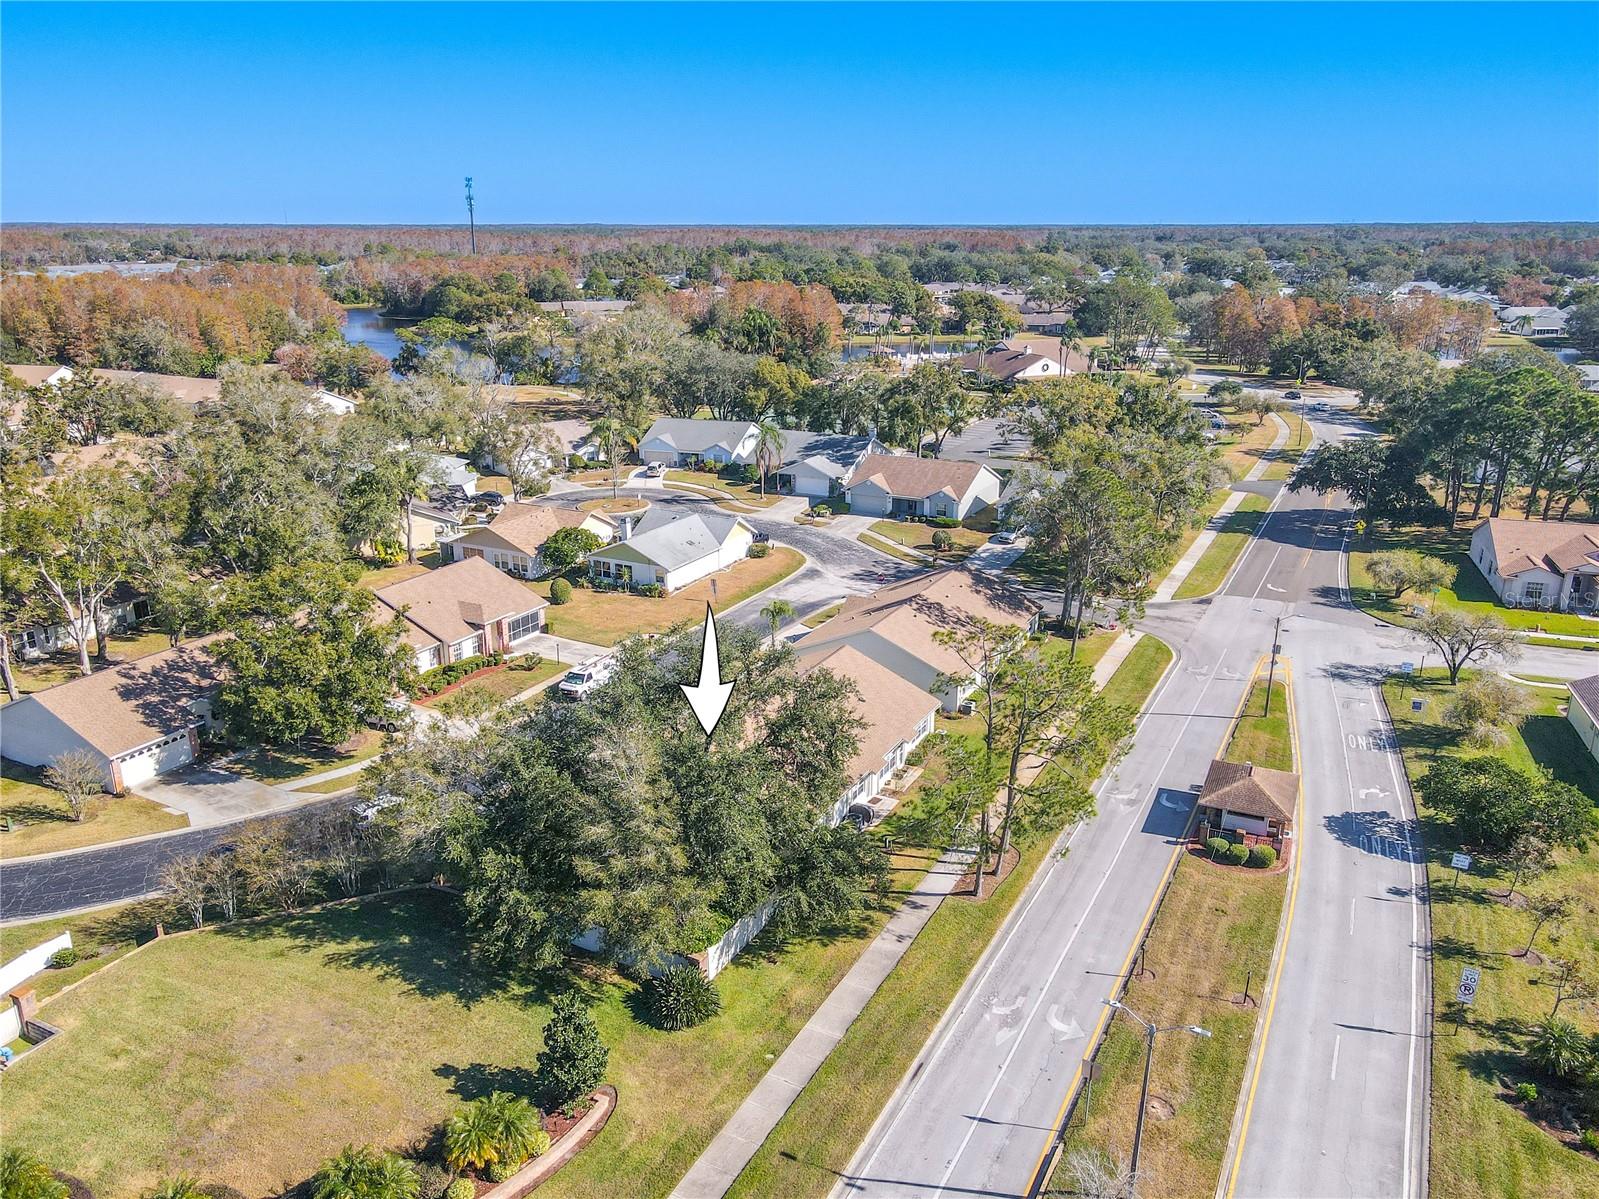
[130,767,298,828]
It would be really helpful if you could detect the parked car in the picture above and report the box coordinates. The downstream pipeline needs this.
[752,530,771,544]
[475,490,506,512]
[366,697,415,733]
[643,462,666,478]
[557,655,618,700]
[1284,390,1302,401]
[991,530,1017,545]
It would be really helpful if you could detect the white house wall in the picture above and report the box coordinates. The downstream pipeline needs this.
[1569,696,1599,763]
[0,699,107,775]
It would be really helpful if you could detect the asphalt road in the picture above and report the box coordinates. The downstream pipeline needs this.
[834,401,1441,1199]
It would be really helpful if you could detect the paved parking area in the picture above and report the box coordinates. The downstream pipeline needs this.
[131,767,296,827]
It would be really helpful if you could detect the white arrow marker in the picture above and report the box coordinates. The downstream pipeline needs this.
[1266,583,1287,593]
[1047,1006,1085,1040]
[680,603,734,738]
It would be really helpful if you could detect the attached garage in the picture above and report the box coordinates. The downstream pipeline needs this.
[0,638,221,794]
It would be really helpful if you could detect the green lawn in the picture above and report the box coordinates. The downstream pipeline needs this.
[1383,671,1599,1199]
[1222,679,1293,772]
[1172,494,1271,600]
[417,659,565,708]
[1053,857,1286,1198]
[227,729,386,785]
[1350,526,1599,638]
[857,530,927,563]
[664,471,785,510]
[0,898,177,1002]
[867,520,990,559]
[5,629,174,702]
[724,634,1175,1199]
[532,547,805,647]
[1261,414,1313,482]
[3,883,923,1199]
[0,759,188,860]
[801,602,844,629]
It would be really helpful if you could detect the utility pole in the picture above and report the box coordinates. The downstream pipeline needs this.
[1105,1001,1210,1194]
[465,176,476,255]
[1264,611,1285,716]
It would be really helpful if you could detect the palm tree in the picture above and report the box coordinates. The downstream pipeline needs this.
[144,1179,205,1199]
[760,599,796,647]
[1057,322,1083,374]
[444,1092,542,1173]
[311,1147,419,1199]
[0,1150,67,1199]
[752,418,785,498]
[444,1100,501,1172]
[588,416,628,501]
[481,1091,542,1165]
[1514,311,1535,336]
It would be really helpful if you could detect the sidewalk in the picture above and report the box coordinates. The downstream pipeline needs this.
[1151,413,1292,603]
[669,848,971,1199]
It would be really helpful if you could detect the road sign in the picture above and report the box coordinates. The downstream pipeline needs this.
[1452,852,1473,871]
[1457,966,1480,1006]
[1411,698,1425,712]
[1400,661,1415,675]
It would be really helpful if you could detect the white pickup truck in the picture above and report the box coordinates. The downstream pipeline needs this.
[557,654,618,700]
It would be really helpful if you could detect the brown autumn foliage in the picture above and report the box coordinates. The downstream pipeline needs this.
[2,263,344,376]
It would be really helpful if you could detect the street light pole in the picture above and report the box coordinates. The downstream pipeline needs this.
[1105,1000,1211,1194]
[1264,612,1284,716]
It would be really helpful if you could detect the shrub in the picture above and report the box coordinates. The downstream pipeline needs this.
[812,504,831,518]
[549,578,573,606]
[309,1145,418,1199]
[144,1177,205,1199]
[411,1164,453,1199]
[566,454,589,471]
[639,583,666,598]
[443,1092,542,1175]
[1205,836,1231,860]
[1528,1018,1593,1081]
[1582,1128,1599,1153]
[527,1128,552,1159]
[47,947,81,969]
[928,516,961,529]
[537,992,609,1109]
[484,1159,518,1184]
[371,538,405,566]
[643,964,722,1030]
[1224,843,1250,866]
[509,653,544,672]
[1247,845,1278,869]
[444,1181,474,1199]
[1514,1081,1539,1103]
[931,530,956,552]
[748,543,770,559]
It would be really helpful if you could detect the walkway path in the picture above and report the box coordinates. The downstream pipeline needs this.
[669,848,971,1199]
[1151,413,1292,603]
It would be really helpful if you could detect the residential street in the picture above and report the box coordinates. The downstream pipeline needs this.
[831,398,1439,1199]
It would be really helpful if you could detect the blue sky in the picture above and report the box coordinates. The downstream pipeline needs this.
[4,1,1596,224]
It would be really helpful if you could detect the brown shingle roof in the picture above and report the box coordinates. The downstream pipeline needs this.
[794,643,939,783]
[954,344,1055,381]
[19,636,224,759]
[456,502,614,559]
[845,453,991,501]
[796,567,1038,678]
[3,365,222,405]
[1479,517,1599,577]
[373,557,545,648]
[1568,675,1599,723]
[1197,758,1298,823]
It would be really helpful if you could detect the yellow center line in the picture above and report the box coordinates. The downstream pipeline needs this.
[1221,659,1306,1199]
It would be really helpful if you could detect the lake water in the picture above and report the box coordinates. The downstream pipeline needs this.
[341,305,413,361]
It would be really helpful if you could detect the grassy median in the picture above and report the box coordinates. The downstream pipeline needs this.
[724,634,1176,1199]
[1171,494,1270,600]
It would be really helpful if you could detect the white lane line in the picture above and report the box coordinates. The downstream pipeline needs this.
[1349,896,1356,936]
[1330,1034,1342,1081]
[927,658,1233,1199]
[850,650,1196,1190]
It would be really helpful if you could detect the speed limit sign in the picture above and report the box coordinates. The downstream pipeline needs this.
[1457,966,1480,1006]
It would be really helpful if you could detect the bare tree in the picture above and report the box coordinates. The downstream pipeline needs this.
[1496,832,1552,900]
[1546,958,1596,1019]
[44,749,107,821]
[234,819,320,912]
[204,851,242,919]
[1414,609,1520,684]
[159,853,210,928]
[1060,1146,1135,1199]
[311,809,368,897]
[1520,893,1575,957]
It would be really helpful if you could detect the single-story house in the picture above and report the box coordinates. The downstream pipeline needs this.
[310,387,357,416]
[843,453,1002,520]
[401,499,467,554]
[1020,311,1070,335]
[1575,364,1599,394]
[1498,306,1569,337]
[773,431,890,499]
[372,557,548,673]
[440,501,617,578]
[586,509,756,593]
[0,636,223,793]
[3,364,224,405]
[1195,758,1297,841]
[423,453,479,493]
[794,567,1040,711]
[637,418,761,468]
[12,583,153,662]
[955,342,1063,383]
[998,467,1066,521]
[795,642,939,826]
[1468,517,1599,612]
[1566,675,1599,765]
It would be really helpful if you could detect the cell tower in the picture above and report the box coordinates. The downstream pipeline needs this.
[465,176,476,255]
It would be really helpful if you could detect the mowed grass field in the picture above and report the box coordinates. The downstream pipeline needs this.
[4,883,914,1199]
[1383,672,1599,1198]
[530,546,803,646]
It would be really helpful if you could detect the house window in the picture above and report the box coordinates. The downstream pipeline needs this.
[506,610,541,642]
[418,646,441,671]
[452,634,482,660]
[1524,581,1546,604]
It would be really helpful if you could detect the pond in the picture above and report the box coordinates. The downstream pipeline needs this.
[340,305,414,361]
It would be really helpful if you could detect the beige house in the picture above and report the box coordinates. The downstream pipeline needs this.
[1195,759,1298,841]
[795,567,1039,711]
[843,454,1002,520]
[1468,518,1599,612]
[955,342,1063,383]
[372,558,548,672]
[440,502,617,578]
[795,643,939,826]
[0,637,223,793]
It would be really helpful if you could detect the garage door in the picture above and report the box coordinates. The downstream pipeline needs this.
[117,730,195,787]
